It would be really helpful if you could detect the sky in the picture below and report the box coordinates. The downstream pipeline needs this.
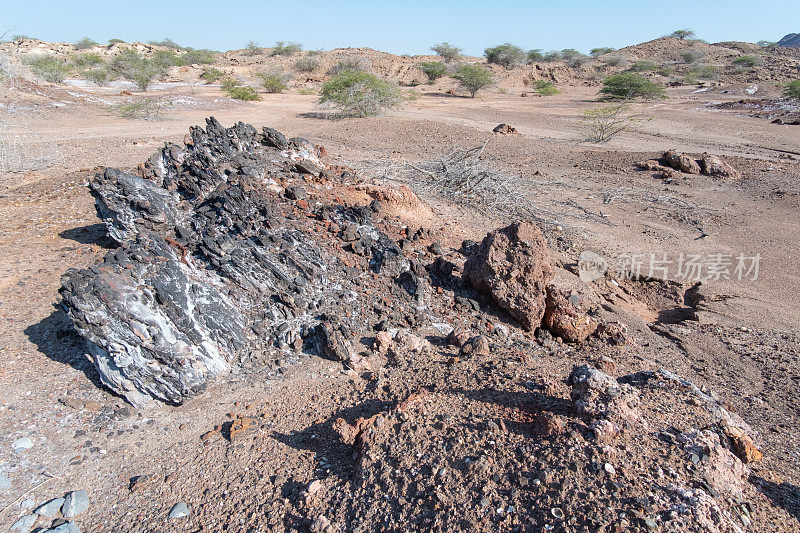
[3,0,799,55]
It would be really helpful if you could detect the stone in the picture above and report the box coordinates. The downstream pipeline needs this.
[10,515,37,533]
[168,502,191,518]
[284,185,307,201]
[700,153,741,179]
[542,286,598,343]
[662,150,701,174]
[35,497,65,518]
[459,335,490,357]
[720,422,762,463]
[493,123,518,134]
[61,490,89,518]
[261,126,288,150]
[0,473,10,492]
[463,221,553,330]
[229,417,257,440]
[46,523,81,533]
[12,437,33,453]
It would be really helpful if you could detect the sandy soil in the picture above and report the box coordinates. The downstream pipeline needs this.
[1,76,799,532]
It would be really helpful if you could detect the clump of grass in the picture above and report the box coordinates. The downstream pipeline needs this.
[684,64,719,83]
[452,64,494,97]
[74,37,98,50]
[26,55,69,83]
[318,70,401,117]
[784,80,800,99]
[81,68,109,85]
[148,38,184,50]
[272,41,302,56]
[201,67,224,83]
[531,80,558,95]
[221,77,261,100]
[484,43,526,68]
[327,55,372,76]
[294,56,320,73]
[731,55,761,68]
[297,87,316,95]
[680,50,705,63]
[418,61,446,83]
[600,72,666,100]
[603,56,624,67]
[72,53,104,68]
[567,54,590,68]
[431,42,461,62]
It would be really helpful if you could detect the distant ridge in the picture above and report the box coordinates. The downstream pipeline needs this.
[778,33,800,47]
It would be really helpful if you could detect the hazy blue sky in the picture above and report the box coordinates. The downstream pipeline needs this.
[4,0,799,55]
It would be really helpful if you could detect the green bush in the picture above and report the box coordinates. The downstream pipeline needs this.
[246,41,262,56]
[531,80,558,95]
[327,56,372,75]
[453,64,494,97]
[784,80,800,99]
[527,49,544,63]
[151,50,183,69]
[82,68,109,85]
[684,64,719,83]
[148,38,183,50]
[603,56,624,67]
[109,49,166,91]
[732,55,761,68]
[484,43,526,68]
[26,55,69,83]
[182,49,216,65]
[542,51,562,62]
[74,37,98,50]
[201,67,224,83]
[72,53,104,68]
[318,70,401,117]
[114,98,172,120]
[559,49,581,61]
[680,50,704,63]
[431,42,461,62]
[590,47,615,57]
[272,41,302,56]
[294,56,320,73]
[108,38,125,45]
[629,60,659,72]
[756,40,776,47]
[221,78,261,100]
[567,54,590,68]
[257,69,290,93]
[600,72,665,100]
[418,61,447,82]
[669,29,695,40]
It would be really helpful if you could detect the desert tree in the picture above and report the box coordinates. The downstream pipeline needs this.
[431,42,461,62]
[318,70,401,117]
[484,43,526,68]
[246,40,263,55]
[453,64,494,97]
[669,29,696,40]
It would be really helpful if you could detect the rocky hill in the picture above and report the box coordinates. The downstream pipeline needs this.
[778,33,800,47]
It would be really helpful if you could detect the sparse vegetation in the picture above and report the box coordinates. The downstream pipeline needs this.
[72,53,104,68]
[567,54,590,68]
[629,60,659,72]
[600,72,665,100]
[201,67,224,83]
[669,29,696,40]
[559,49,581,61]
[542,51,561,62]
[484,43,526,69]
[684,64,719,83]
[531,80,558,95]
[109,49,166,91]
[680,50,705,63]
[732,55,761,68]
[431,42,461,62]
[318,70,401,117]
[246,41,263,56]
[114,98,172,121]
[272,41,302,56]
[182,49,216,65]
[756,40,776,47]
[297,87,316,95]
[256,68,290,93]
[581,103,638,142]
[603,56,624,67]
[221,78,261,100]
[327,56,372,76]
[74,37,98,50]
[784,80,800,99]
[527,49,544,63]
[82,68,109,85]
[590,47,615,57]
[294,56,320,73]
[453,64,494,97]
[108,38,125,45]
[148,38,184,50]
[418,61,447,83]
[26,55,69,83]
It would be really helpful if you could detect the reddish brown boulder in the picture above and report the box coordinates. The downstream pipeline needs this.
[700,153,741,179]
[542,286,598,343]
[463,221,553,330]
[493,123,518,134]
[720,422,762,463]
[663,150,701,174]
[459,335,490,357]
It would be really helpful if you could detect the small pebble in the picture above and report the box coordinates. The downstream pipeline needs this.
[169,502,191,518]
[12,437,33,453]
[0,473,11,492]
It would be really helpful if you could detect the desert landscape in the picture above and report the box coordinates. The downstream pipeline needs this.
[0,25,799,533]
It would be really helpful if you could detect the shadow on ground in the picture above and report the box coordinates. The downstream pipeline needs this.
[59,223,116,249]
